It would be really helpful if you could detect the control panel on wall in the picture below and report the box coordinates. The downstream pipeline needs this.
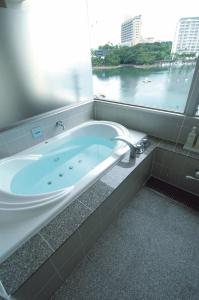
[31,127,43,139]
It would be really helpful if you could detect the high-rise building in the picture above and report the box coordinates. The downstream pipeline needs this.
[121,15,142,46]
[172,17,199,55]
[141,37,155,43]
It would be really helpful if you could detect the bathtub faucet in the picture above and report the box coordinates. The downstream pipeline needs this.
[112,136,137,158]
[56,120,65,131]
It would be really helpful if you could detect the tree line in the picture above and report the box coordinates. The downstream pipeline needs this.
[91,42,177,66]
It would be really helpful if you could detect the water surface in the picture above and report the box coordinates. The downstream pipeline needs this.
[92,65,195,113]
[11,137,115,195]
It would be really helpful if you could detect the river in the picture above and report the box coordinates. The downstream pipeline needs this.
[92,65,195,113]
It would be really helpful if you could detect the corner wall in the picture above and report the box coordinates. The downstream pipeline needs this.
[94,100,199,145]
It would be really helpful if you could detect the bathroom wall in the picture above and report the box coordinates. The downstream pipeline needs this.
[94,100,199,145]
[152,148,199,196]
[0,101,94,158]
[0,0,93,131]
[1,98,198,159]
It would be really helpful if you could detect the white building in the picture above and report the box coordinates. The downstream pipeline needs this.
[172,17,199,55]
[141,37,155,43]
[121,15,142,46]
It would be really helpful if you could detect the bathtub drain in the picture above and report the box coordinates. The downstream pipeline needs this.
[54,157,60,162]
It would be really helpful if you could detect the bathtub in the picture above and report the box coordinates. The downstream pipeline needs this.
[0,121,132,261]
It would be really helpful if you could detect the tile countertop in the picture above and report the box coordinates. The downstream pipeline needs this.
[0,132,198,297]
[157,139,199,160]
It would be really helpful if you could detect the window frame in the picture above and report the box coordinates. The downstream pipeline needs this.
[184,57,199,116]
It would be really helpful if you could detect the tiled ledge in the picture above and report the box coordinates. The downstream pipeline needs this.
[145,135,199,160]
[158,140,199,160]
[0,134,155,297]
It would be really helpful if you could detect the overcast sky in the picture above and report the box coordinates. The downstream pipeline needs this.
[87,0,198,48]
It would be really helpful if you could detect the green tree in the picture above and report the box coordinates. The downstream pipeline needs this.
[91,42,173,66]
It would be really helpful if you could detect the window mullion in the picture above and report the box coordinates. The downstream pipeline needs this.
[184,57,199,116]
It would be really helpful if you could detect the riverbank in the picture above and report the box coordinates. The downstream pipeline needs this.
[92,62,196,70]
[92,64,159,70]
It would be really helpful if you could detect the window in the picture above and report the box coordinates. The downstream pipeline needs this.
[87,0,199,115]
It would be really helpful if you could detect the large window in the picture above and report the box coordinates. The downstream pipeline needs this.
[87,0,199,115]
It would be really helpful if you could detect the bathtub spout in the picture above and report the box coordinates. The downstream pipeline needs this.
[56,120,65,130]
[112,136,136,158]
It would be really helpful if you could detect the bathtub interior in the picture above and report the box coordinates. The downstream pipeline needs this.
[10,137,116,195]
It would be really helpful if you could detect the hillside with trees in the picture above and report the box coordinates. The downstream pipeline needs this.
[91,42,173,66]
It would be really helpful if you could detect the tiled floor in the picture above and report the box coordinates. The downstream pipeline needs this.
[51,186,199,300]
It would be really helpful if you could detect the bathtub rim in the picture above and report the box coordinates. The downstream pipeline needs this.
[0,148,128,210]
[0,121,130,209]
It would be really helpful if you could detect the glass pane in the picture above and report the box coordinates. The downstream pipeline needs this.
[0,0,92,130]
[87,0,198,113]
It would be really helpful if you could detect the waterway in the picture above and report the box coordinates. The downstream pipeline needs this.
[92,65,195,113]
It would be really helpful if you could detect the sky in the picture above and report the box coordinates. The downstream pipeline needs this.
[87,0,199,48]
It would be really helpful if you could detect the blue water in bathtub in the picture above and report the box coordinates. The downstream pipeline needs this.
[11,137,116,195]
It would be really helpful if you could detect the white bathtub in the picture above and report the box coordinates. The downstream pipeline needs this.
[0,121,133,262]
